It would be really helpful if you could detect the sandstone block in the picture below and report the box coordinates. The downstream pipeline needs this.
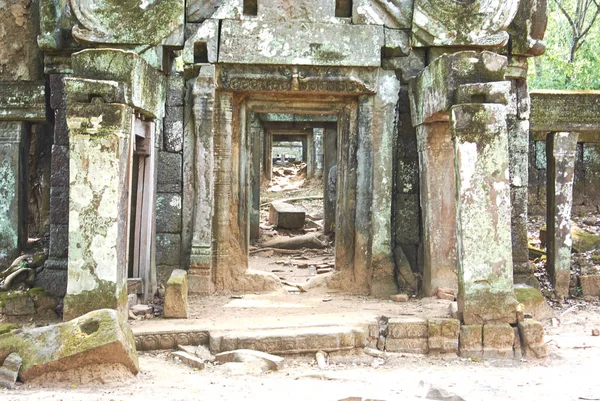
[459,325,483,359]
[387,317,428,339]
[171,351,205,370]
[580,274,600,297]
[428,319,460,354]
[0,292,35,316]
[268,202,305,229]
[514,286,554,320]
[385,338,428,354]
[483,324,514,359]
[215,349,284,371]
[517,320,547,360]
[391,294,409,302]
[164,269,189,319]
[0,309,138,382]
[0,353,22,389]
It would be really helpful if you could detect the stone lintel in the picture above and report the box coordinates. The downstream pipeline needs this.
[71,49,165,118]
[530,90,600,133]
[0,82,47,121]
[409,51,508,126]
[451,103,518,325]
[219,20,384,67]
[546,132,578,300]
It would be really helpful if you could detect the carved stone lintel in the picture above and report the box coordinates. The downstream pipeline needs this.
[134,331,209,351]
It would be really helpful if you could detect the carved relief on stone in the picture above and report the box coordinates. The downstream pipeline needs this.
[217,65,378,94]
[412,0,520,47]
[69,0,184,46]
[134,331,209,351]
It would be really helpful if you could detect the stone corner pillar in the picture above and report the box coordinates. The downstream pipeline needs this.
[546,131,578,301]
[451,103,519,325]
[63,103,133,321]
[0,121,26,268]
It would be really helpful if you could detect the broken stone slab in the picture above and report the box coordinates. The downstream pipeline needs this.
[215,349,284,371]
[268,202,306,229]
[164,269,188,319]
[171,351,205,370]
[0,309,138,382]
[0,353,21,389]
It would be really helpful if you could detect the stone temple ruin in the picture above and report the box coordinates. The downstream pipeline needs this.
[1,0,600,369]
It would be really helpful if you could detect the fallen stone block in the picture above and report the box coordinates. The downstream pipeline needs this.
[268,202,306,229]
[0,353,21,389]
[130,304,152,316]
[164,269,189,319]
[0,309,138,382]
[517,319,548,359]
[580,274,600,297]
[391,294,409,302]
[171,351,205,370]
[514,286,554,321]
[215,349,284,371]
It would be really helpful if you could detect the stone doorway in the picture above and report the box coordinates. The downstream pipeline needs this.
[184,64,399,297]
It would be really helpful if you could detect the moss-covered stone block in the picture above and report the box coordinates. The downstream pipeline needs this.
[164,269,188,319]
[514,286,554,320]
[0,323,19,335]
[0,309,138,382]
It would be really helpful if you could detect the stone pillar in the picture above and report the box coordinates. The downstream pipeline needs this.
[323,127,337,234]
[263,131,273,181]
[249,116,262,241]
[417,122,458,296]
[546,132,578,301]
[313,128,324,178]
[0,122,25,268]
[451,103,519,325]
[306,131,315,179]
[188,66,216,295]
[63,103,133,321]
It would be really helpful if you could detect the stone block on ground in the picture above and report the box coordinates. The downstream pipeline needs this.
[164,269,189,319]
[459,325,483,359]
[0,353,22,389]
[171,351,205,370]
[386,317,428,354]
[428,319,460,354]
[391,294,409,302]
[215,349,284,371]
[514,286,554,321]
[0,291,35,316]
[518,319,548,359]
[268,202,306,229]
[483,324,515,359]
[0,309,138,382]
[580,274,600,297]
[130,304,153,316]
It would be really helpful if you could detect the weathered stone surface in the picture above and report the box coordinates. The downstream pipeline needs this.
[171,351,205,370]
[518,319,548,359]
[546,132,578,300]
[483,324,514,359]
[352,0,413,29]
[580,275,600,297]
[387,317,428,342]
[412,0,520,47]
[71,49,165,118]
[164,269,188,319]
[410,51,508,126]
[258,0,335,22]
[530,90,600,133]
[186,0,223,22]
[166,74,185,107]
[269,202,306,229]
[0,292,35,316]
[63,103,132,321]
[219,20,384,67]
[452,103,519,325]
[514,286,554,321]
[156,193,182,233]
[508,0,548,57]
[0,353,22,389]
[158,152,183,193]
[383,28,410,57]
[215,349,284,371]
[183,19,219,66]
[0,83,46,121]
[0,309,138,382]
[0,122,24,269]
[459,324,483,358]
[156,234,182,266]
[455,82,511,105]
[69,0,183,46]
[428,319,460,354]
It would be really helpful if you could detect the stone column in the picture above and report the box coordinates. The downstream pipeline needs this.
[451,103,519,325]
[546,132,578,300]
[323,127,337,234]
[249,116,262,241]
[313,128,324,178]
[188,66,216,295]
[417,122,458,296]
[63,103,133,321]
[0,122,25,267]
[263,130,273,181]
[306,131,315,179]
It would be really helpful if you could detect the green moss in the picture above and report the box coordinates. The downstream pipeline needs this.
[515,287,545,304]
[0,290,31,307]
[0,323,19,335]
[27,287,47,296]
[63,280,118,321]
[572,226,600,253]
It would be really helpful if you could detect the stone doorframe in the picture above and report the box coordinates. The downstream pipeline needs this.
[184,64,399,296]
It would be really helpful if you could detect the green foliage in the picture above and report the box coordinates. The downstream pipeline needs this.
[529,1,600,90]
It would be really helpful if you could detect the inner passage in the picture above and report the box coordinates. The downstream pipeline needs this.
[249,112,338,292]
